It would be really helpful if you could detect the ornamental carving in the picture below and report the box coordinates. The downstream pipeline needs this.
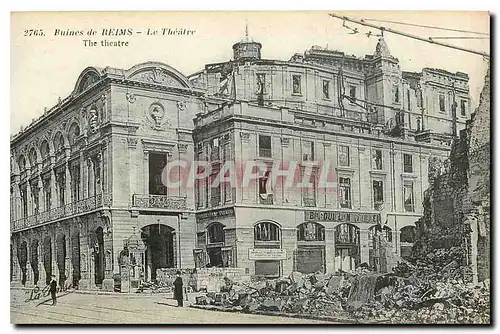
[178,143,188,153]
[126,92,137,104]
[240,132,251,143]
[146,103,169,131]
[130,68,183,88]
[281,137,291,147]
[177,101,186,111]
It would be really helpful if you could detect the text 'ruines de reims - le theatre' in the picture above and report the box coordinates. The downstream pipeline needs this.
[10,34,471,290]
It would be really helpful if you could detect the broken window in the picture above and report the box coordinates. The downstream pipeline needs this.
[258,170,273,204]
[403,153,413,173]
[339,177,352,209]
[292,75,301,94]
[258,135,272,158]
[323,80,330,99]
[207,223,225,244]
[297,222,325,242]
[339,145,350,167]
[439,94,446,112]
[403,182,415,212]
[373,180,384,211]
[372,149,382,170]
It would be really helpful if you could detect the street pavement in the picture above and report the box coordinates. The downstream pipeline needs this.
[10,288,331,324]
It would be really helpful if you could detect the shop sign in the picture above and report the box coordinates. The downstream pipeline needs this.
[305,210,380,224]
[248,248,286,260]
[196,208,235,221]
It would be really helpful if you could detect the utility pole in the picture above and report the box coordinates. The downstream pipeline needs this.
[329,13,489,58]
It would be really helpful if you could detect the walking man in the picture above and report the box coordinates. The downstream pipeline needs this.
[173,271,184,307]
[49,275,57,306]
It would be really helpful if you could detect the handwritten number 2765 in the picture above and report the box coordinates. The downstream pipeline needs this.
[24,29,45,37]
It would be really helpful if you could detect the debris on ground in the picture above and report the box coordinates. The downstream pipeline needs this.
[193,247,490,324]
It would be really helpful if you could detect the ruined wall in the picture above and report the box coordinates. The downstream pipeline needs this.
[414,63,490,282]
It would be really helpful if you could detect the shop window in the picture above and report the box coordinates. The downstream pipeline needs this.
[258,135,272,158]
[403,182,415,212]
[297,222,325,242]
[207,223,225,244]
[372,149,382,170]
[339,145,350,167]
[292,75,301,94]
[339,177,352,209]
[373,180,384,211]
[403,153,413,173]
[254,222,280,242]
[335,223,359,245]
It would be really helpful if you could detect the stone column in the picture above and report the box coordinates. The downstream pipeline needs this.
[65,225,72,287]
[50,169,57,209]
[325,228,335,274]
[80,152,87,199]
[65,163,72,204]
[88,159,95,197]
[11,239,22,285]
[143,151,149,194]
[25,239,32,286]
[26,181,33,217]
[12,181,21,222]
[37,177,44,214]
[37,240,44,286]
[51,228,59,285]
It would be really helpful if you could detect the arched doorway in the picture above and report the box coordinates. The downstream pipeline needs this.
[400,225,416,259]
[94,227,105,286]
[71,232,81,287]
[296,222,325,273]
[43,236,52,285]
[18,241,28,286]
[334,223,360,272]
[30,239,40,285]
[141,224,175,281]
[56,234,67,286]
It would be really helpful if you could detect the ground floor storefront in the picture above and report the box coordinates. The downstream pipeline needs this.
[192,206,420,276]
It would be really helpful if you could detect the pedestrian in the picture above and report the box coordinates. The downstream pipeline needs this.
[49,275,57,306]
[173,271,183,307]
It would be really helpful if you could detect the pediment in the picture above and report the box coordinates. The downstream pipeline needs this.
[125,62,191,89]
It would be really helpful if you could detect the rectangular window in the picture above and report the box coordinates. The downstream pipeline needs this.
[44,178,51,211]
[373,180,384,210]
[222,143,232,203]
[349,85,356,100]
[403,154,413,173]
[31,184,39,215]
[195,178,203,209]
[149,153,169,195]
[407,89,411,110]
[372,149,383,170]
[292,75,301,94]
[210,173,221,207]
[322,80,330,99]
[20,186,28,218]
[439,94,446,112]
[303,140,315,161]
[339,145,350,167]
[403,182,415,212]
[258,135,272,158]
[56,171,65,206]
[460,99,467,116]
[339,177,352,209]
[71,165,81,203]
[258,170,273,204]
[302,168,316,207]
[211,138,220,160]
[393,84,400,103]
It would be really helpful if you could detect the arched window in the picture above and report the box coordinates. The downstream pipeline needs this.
[68,123,81,145]
[53,132,65,153]
[207,223,225,244]
[297,222,325,242]
[335,223,360,244]
[254,222,280,241]
[29,148,37,167]
[18,155,26,172]
[369,224,393,243]
[400,226,416,243]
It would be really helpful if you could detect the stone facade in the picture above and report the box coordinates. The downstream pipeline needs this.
[11,37,474,289]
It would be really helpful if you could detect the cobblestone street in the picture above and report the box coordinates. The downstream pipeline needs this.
[10,289,331,324]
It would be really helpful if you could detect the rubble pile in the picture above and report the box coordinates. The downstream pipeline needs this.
[194,247,490,324]
[136,281,173,294]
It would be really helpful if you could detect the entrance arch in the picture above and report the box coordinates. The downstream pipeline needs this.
[94,227,105,286]
[43,237,52,284]
[18,241,28,286]
[141,224,175,281]
[56,234,67,286]
[30,239,40,285]
[334,223,360,272]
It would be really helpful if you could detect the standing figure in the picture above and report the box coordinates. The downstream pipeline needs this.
[173,271,184,307]
[49,275,57,306]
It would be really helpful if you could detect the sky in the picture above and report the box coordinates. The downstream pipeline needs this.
[10,11,490,135]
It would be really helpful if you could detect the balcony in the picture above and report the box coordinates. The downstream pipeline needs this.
[132,194,187,210]
[11,193,112,233]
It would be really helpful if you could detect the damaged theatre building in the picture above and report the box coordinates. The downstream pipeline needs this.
[11,32,479,291]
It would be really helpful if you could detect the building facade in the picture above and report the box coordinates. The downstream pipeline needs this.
[11,36,471,289]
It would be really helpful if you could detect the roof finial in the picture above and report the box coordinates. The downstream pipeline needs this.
[245,19,249,41]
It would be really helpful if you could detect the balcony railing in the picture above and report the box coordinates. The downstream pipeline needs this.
[132,194,187,210]
[11,193,112,232]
